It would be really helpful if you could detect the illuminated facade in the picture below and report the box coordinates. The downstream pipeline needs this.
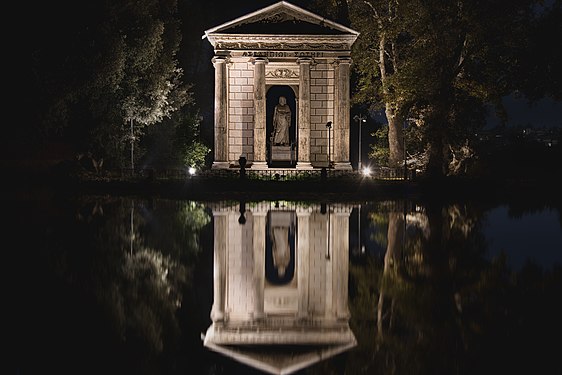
[203,1,359,169]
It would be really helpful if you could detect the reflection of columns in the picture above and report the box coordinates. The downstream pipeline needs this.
[212,56,229,169]
[211,211,228,322]
[252,58,268,168]
[333,208,351,319]
[252,210,267,319]
[333,57,352,170]
[296,58,313,169]
[325,210,334,320]
[297,209,311,318]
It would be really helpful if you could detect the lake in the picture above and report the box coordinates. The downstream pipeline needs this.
[8,189,562,375]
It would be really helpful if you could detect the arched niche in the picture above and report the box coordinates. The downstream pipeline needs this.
[266,85,298,167]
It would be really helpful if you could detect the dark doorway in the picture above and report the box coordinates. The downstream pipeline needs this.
[266,85,297,167]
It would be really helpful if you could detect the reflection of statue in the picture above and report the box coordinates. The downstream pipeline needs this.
[272,96,291,145]
[271,226,290,277]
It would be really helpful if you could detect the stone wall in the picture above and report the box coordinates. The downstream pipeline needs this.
[228,59,256,162]
[310,62,334,165]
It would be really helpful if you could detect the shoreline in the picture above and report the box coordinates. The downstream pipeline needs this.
[2,168,560,205]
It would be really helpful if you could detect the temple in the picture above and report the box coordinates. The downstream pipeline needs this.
[203,1,359,169]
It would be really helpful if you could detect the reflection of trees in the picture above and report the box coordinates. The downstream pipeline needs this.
[31,196,210,374]
[137,200,210,259]
[347,200,489,374]
[345,199,562,374]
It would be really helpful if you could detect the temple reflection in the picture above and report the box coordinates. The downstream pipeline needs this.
[204,201,357,374]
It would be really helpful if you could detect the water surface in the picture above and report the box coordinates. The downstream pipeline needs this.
[9,192,562,375]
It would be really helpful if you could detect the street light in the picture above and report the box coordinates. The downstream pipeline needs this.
[353,114,367,170]
[403,118,407,180]
[326,121,332,168]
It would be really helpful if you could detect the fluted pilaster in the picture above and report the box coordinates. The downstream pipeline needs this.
[212,56,229,169]
[252,58,268,168]
[296,58,313,169]
[333,57,352,170]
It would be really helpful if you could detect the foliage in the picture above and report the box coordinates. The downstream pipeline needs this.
[140,103,210,169]
[315,0,548,177]
[183,142,210,169]
[176,107,211,168]
[369,126,390,166]
[31,0,193,168]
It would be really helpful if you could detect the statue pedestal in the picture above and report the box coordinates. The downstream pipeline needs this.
[270,146,293,162]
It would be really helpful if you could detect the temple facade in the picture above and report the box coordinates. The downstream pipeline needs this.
[203,1,359,170]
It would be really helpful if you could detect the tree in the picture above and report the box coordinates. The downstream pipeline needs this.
[140,101,210,170]
[31,0,192,168]
[316,0,537,177]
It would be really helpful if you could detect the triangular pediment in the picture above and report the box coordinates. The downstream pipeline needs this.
[205,342,357,375]
[204,322,357,374]
[204,1,358,38]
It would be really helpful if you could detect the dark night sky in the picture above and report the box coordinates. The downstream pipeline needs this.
[489,95,562,128]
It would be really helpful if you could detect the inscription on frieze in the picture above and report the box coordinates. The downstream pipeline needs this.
[241,50,324,58]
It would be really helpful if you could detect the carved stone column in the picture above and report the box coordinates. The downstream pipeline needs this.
[325,208,335,320]
[333,57,352,170]
[252,210,267,319]
[252,58,268,169]
[212,56,229,169]
[296,58,313,169]
[296,208,311,318]
[211,211,228,322]
[333,206,352,319]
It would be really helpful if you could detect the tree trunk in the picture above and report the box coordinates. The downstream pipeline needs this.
[386,211,405,268]
[387,107,405,168]
[378,33,405,169]
[377,210,405,338]
[425,107,449,179]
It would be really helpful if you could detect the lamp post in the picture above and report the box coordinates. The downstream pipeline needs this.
[326,121,332,168]
[130,118,134,175]
[403,118,407,180]
[353,114,367,171]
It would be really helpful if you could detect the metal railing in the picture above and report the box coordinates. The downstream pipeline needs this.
[95,166,414,181]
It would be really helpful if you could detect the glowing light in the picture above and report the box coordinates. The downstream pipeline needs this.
[188,167,196,176]
[362,166,371,177]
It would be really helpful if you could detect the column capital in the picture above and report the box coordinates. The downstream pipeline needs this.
[297,57,314,65]
[296,206,313,215]
[250,210,268,217]
[251,57,269,65]
[331,56,352,66]
[211,55,229,67]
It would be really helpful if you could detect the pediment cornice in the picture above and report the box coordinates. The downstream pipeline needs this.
[209,34,357,51]
[203,1,359,52]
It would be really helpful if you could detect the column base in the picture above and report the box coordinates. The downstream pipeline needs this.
[333,162,352,170]
[212,161,231,169]
[336,310,351,319]
[296,162,314,169]
[210,308,224,322]
[250,162,268,170]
